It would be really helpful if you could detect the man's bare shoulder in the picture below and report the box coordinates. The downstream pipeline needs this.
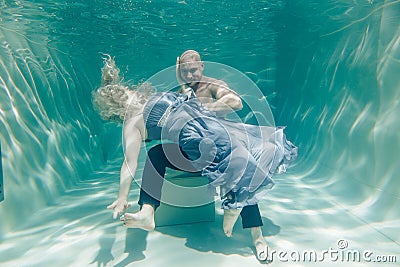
[202,76,227,87]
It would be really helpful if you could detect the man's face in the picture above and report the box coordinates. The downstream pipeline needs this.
[179,61,204,87]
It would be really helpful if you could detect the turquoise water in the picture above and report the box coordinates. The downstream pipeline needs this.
[0,0,399,266]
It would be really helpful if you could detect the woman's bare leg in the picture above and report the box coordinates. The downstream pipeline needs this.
[223,208,242,237]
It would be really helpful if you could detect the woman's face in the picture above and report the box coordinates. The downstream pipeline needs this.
[179,60,204,87]
[125,89,143,113]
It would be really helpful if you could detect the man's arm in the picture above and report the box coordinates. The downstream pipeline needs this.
[204,80,243,115]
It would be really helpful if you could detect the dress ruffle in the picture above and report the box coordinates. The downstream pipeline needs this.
[143,92,298,209]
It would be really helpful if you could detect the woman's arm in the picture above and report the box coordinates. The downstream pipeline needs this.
[176,57,188,94]
[107,117,144,219]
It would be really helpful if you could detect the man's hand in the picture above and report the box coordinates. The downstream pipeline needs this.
[107,199,131,219]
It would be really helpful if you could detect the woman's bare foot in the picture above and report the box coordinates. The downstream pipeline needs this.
[223,208,242,237]
[251,227,268,261]
[120,204,155,231]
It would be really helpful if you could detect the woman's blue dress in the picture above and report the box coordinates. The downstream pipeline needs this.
[143,92,297,209]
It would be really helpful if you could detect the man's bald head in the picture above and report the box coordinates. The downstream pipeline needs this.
[178,50,202,63]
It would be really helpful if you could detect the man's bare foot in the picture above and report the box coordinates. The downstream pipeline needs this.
[223,208,242,237]
[120,204,155,231]
[251,227,268,261]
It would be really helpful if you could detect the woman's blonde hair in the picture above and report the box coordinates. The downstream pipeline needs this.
[92,55,153,123]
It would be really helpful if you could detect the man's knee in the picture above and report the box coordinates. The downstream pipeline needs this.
[148,144,164,160]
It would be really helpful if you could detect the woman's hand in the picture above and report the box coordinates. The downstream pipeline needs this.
[107,199,131,219]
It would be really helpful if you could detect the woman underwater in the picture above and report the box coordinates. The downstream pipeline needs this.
[93,55,297,261]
